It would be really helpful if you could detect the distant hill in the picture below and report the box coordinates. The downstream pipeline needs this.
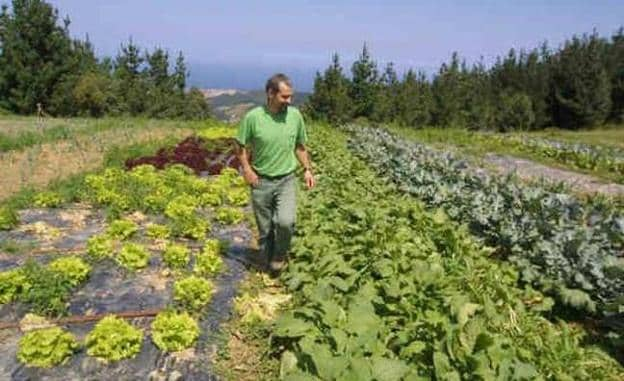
[203,89,310,123]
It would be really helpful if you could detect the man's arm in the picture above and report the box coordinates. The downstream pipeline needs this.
[295,143,315,189]
[235,143,259,187]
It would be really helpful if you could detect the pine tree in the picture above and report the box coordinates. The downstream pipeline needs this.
[0,0,74,113]
[373,62,400,122]
[305,53,352,124]
[350,44,379,120]
[396,70,432,127]
[173,51,187,94]
[552,33,612,129]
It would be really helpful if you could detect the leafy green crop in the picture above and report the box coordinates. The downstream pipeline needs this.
[48,257,91,287]
[150,310,199,352]
[165,195,210,240]
[19,260,74,316]
[162,243,190,270]
[146,223,171,239]
[268,124,624,380]
[347,125,624,314]
[226,188,249,206]
[86,315,143,361]
[86,234,116,260]
[117,243,150,271]
[215,207,244,225]
[193,239,223,276]
[17,327,79,367]
[106,218,138,240]
[33,192,64,208]
[173,276,214,312]
[0,206,18,230]
[0,268,30,304]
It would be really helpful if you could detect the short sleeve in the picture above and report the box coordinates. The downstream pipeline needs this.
[295,111,307,145]
[236,112,253,146]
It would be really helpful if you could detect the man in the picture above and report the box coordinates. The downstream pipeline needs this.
[235,73,315,276]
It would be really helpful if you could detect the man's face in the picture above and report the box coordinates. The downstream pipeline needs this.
[269,82,293,112]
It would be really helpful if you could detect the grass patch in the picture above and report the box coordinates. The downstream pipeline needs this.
[0,117,227,152]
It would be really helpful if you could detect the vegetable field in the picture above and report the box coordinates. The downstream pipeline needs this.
[0,118,623,380]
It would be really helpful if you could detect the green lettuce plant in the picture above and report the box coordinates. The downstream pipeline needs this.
[17,327,79,367]
[162,243,190,270]
[151,310,199,352]
[48,257,91,287]
[173,276,214,312]
[117,243,150,271]
[86,315,143,362]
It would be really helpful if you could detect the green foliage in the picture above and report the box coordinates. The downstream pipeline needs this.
[495,91,536,132]
[305,53,353,124]
[270,124,624,380]
[350,44,380,120]
[215,207,244,225]
[552,33,612,129]
[150,310,199,352]
[162,243,190,270]
[17,327,79,368]
[72,71,112,117]
[173,276,214,312]
[86,234,116,260]
[193,239,223,276]
[1,258,91,316]
[117,243,150,271]
[86,315,143,361]
[225,188,250,206]
[47,257,91,287]
[0,206,18,230]
[106,218,138,240]
[0,268,29,304]
[18,260,73,316]
[146,223,171,239]
[33,192,64,208]
[348,125,624,314]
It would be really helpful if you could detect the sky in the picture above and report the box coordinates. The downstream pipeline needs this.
[14,1,624,90]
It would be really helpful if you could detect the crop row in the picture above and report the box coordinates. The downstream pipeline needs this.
[269,125,623,380]
[346,125,624,316]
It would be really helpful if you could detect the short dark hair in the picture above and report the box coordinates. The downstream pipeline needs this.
[265,73,292,94]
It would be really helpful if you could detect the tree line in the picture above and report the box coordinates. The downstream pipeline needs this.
[0,0,210,119]
[305,29,624,131]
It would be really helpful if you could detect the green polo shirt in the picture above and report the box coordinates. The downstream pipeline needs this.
[236,105,307,177]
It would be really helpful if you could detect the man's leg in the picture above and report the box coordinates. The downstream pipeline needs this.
[270,174,296,273]
[251,179,275,269]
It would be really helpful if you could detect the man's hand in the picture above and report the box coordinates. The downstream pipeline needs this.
[243,167,259,187]
[304,169,315,189]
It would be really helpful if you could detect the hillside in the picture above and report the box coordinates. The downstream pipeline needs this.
[202,89,310,123]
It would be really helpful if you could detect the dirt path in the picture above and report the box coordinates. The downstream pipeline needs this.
[484,153,624,197]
